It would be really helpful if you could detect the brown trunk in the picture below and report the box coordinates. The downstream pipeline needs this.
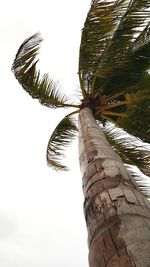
[78,107,150,267]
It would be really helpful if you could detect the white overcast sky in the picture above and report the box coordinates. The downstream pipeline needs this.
[0,0,91,266]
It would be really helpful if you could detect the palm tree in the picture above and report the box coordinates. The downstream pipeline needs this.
[12,0,150,266]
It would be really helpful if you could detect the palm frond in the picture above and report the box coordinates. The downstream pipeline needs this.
[79,0,128,87]
[94,31,150,96]
[100,122,150,177]
[12,33,70,108]
[117,95,150,143]
[46,116,78,171]
[126,165,150,199]
[95,59,150,97]
[101,0,150,64]
[79,0,150,96]
[132,21,150,52]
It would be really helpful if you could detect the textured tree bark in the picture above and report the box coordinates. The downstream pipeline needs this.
[78,107,150,267]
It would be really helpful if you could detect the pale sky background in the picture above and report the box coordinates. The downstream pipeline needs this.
[0,0,91,266]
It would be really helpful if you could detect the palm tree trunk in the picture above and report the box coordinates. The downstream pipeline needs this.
[78,107,150,267]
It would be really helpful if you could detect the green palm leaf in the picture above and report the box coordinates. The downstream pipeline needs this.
[46,116,78,171]
[79,0,150,96]
[117,94,150,143]
[100,122,150,177]
[79,0,128,80]
[100,0,150,68]
[132,21,150,52]
[96,34,150,96]
[12,33,69,108]
[96,1,150,66]
[127,165,150,199]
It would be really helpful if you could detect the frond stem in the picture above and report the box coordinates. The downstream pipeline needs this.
[63,103,80,108]
[65,109,80,118]
[96,101,128,114]
[102,111,128,118]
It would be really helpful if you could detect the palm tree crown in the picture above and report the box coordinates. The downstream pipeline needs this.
[12,0,150,191]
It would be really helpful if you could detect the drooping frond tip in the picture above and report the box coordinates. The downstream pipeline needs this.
[12,32,42,76]
[46,116,78,171]
[12,32,70,108]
